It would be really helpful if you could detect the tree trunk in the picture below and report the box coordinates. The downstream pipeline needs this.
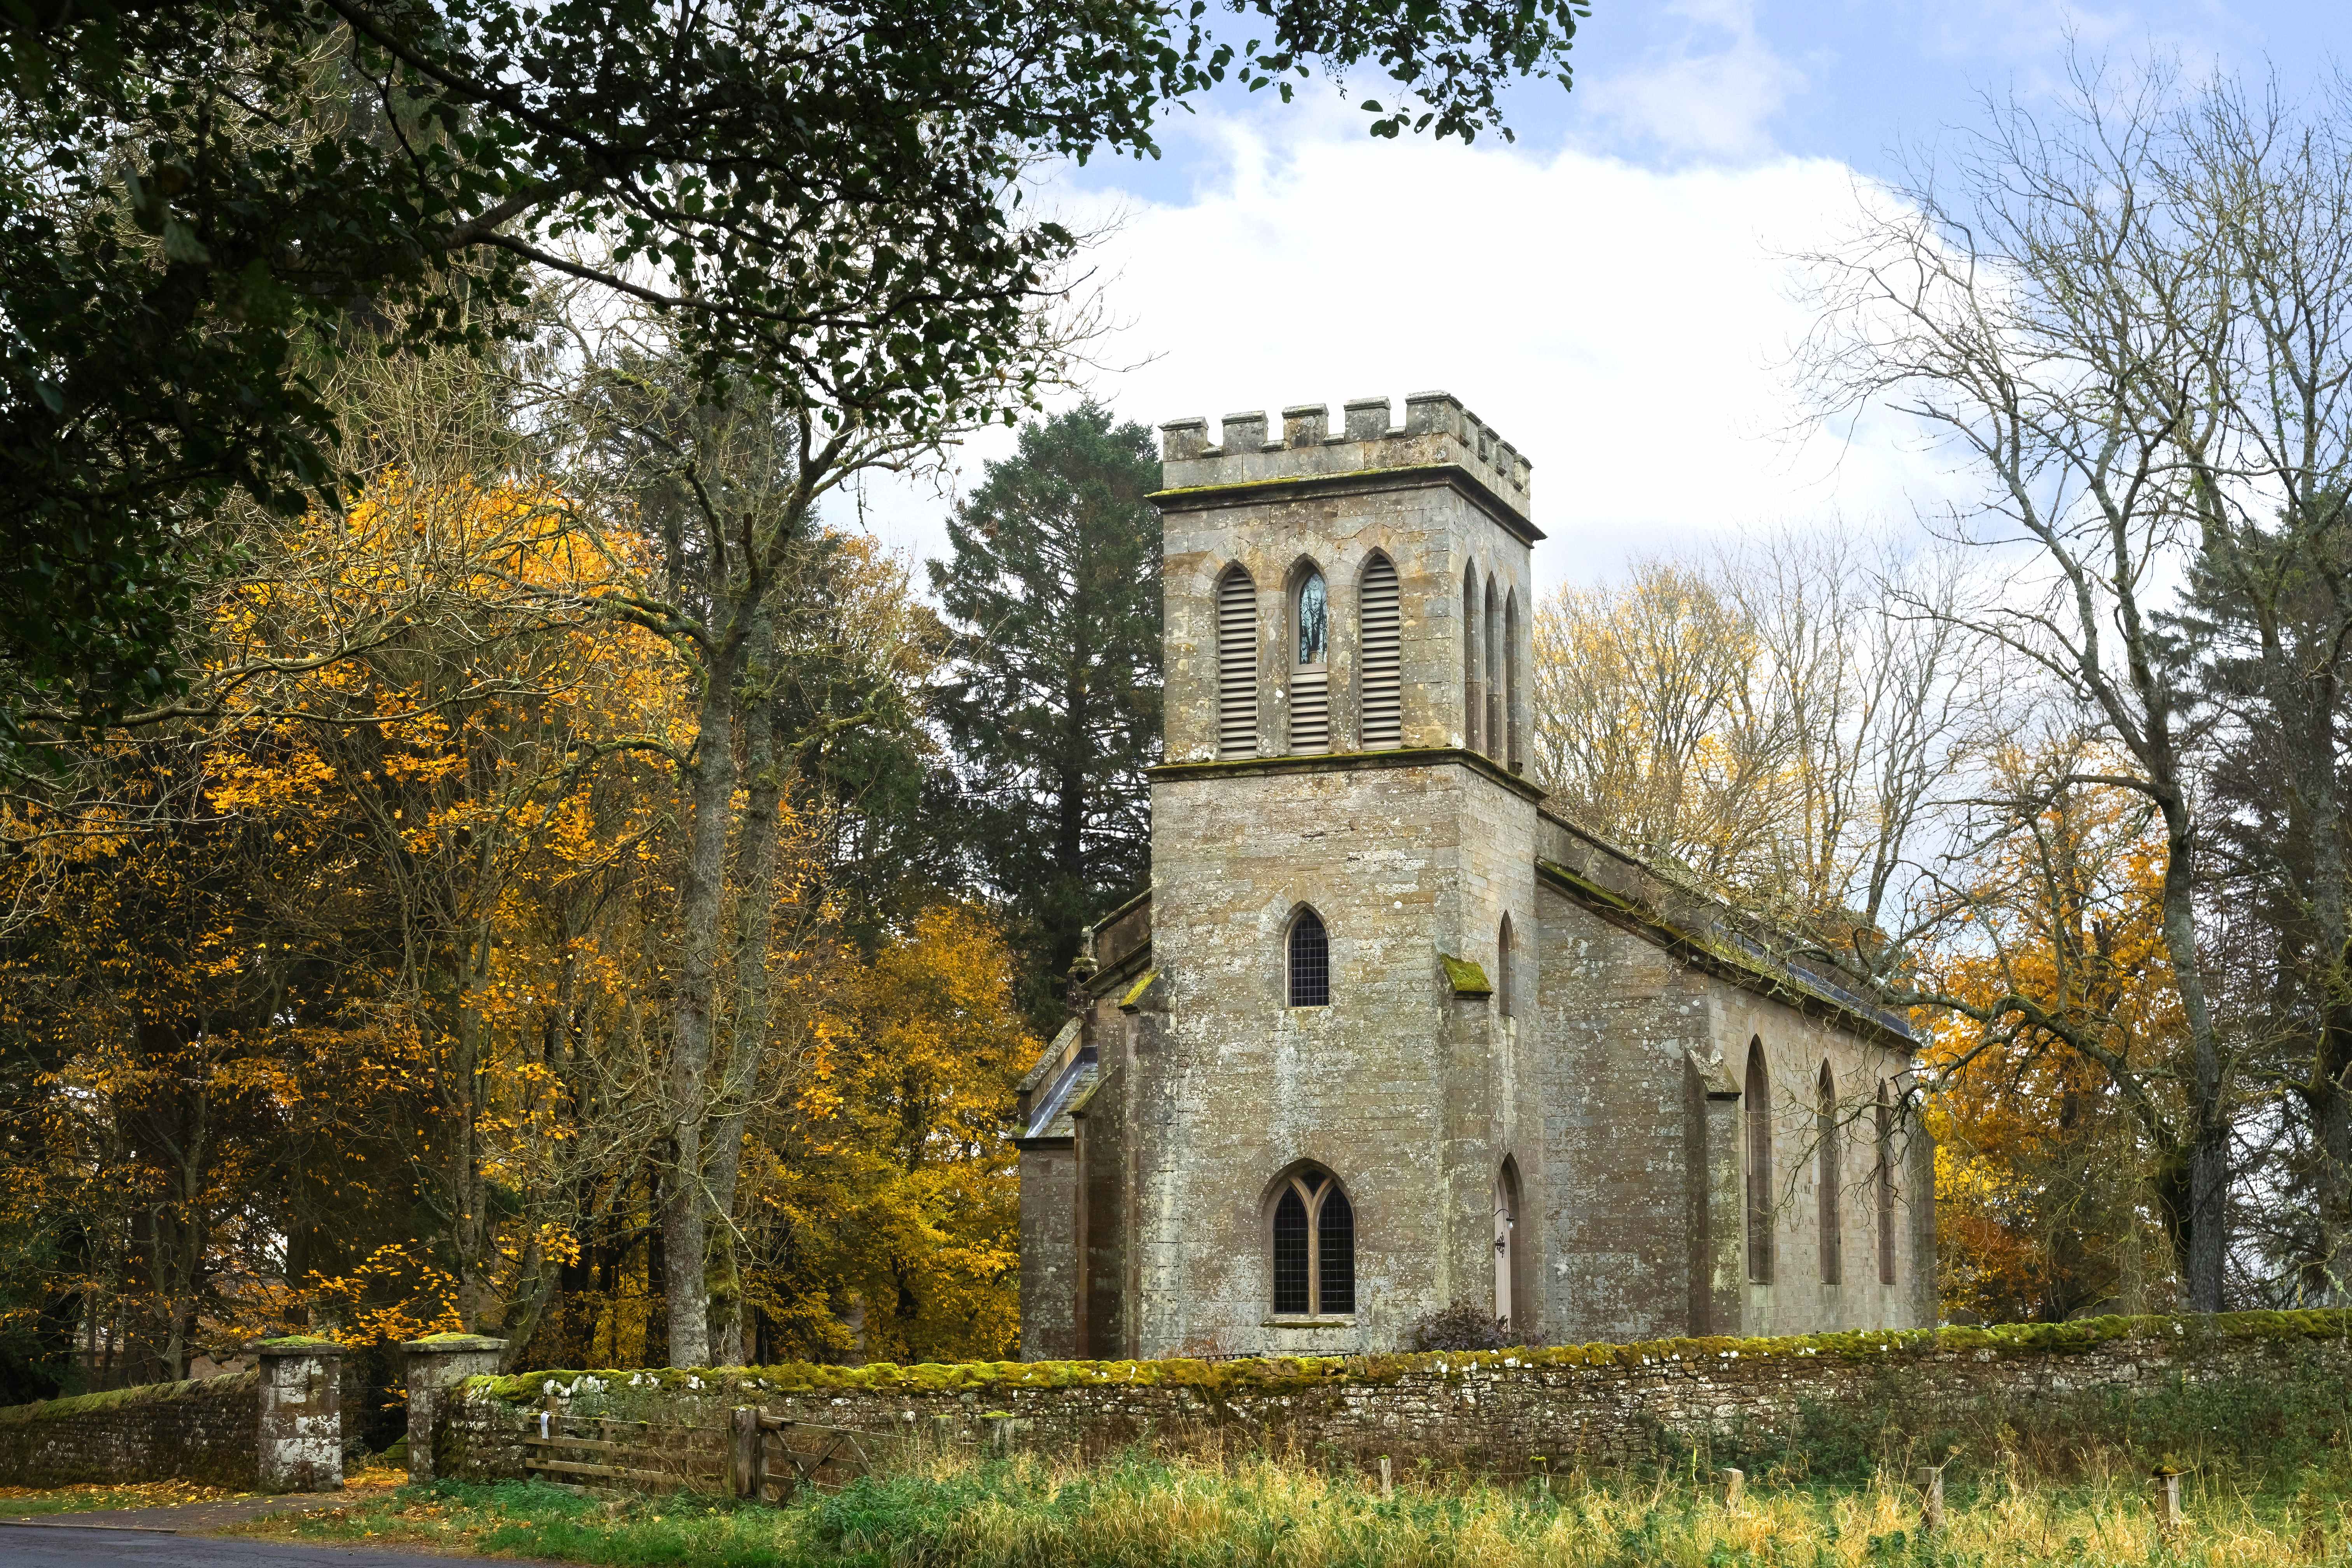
[2156,789,2230,1311]
[705,613,782,1369]
[662,644,740,1368]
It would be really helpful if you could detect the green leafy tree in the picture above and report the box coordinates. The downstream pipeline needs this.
[932,405,1161,1027]
[0,0,1590,741]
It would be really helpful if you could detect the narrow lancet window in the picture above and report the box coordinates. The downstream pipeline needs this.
[1818,1063,1841,1286]
[1876,1082,1897,1286]
[1745,1040,1773,1283]
[1290,567,1330,753]
[1288,908,1330,1007]
[1462,567,1482,753]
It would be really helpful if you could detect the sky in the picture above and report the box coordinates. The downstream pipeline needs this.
[854,0,2346,597]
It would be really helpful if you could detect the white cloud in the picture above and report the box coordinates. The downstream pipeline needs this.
[854,116,1967,597]
[1579,0,1807,161]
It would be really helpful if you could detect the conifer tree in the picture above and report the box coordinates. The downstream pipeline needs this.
[931,406,1162,1029]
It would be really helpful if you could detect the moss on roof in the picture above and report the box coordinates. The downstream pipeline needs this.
[1439,952,1492,997]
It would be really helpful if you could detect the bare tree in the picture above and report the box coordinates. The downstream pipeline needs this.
[1795,58,2248,1306]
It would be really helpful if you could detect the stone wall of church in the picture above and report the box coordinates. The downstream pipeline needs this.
[1530,887,1713,1345]
[1710,987,1932,1337]
[1134,759,1537,1360]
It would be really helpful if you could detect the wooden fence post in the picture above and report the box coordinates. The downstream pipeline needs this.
[1379,1456,1392,1500]
[2153,1468,2183,1535]
[730,1408,760,1500]
[1915,1467,1943,1534]
[1717,1467,1743,1508]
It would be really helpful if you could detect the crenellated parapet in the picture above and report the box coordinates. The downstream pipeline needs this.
[1157,392,1533,527]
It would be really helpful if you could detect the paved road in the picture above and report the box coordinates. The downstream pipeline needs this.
[0,1526,517,1566]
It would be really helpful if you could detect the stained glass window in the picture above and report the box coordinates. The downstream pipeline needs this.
[1297,571,1328,666]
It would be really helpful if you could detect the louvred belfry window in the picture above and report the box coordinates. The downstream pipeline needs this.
[1216,566,1257,758]
[1359,554,1402,749]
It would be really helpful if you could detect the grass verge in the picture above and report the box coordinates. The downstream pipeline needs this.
[0,1479,248,1516]
[233,1451,2352,1567]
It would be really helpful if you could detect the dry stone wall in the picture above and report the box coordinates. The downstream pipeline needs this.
[437,1310,2352,1480]
[0,1371,260,1489]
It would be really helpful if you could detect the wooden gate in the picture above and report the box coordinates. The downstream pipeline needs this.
[522,1406,728,1493]
[732,1410,888,1502]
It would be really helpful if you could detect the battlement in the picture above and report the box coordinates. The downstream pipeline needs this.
[1156,392,1533,525]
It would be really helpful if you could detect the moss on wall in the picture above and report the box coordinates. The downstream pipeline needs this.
[467,1307,2352,1405]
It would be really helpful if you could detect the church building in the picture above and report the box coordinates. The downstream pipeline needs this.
[1013,393,1936,1360]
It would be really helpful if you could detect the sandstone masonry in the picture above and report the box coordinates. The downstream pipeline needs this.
[1016,393,1934,1360]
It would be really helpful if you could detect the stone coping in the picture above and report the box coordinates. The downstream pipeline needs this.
[460,1309,2352,1403]
[0,1370,257,1426]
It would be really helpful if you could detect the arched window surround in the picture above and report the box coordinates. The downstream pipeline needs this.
[1287,559,1330,754]
[1214,563,1259,759]
[1745,1039,1773,1284]
[1268,1164,1356,1318]
[1286,905,1331,1008]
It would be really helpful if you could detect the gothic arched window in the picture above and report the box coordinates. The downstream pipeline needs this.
[1287,907,1330,1008]
[1290,565,1330,753]
[1503,588,1521,773]
[1358,553,1402,749]
[1462,566,1482,753]
[1216,565,1257,758]
[1271,1166,1355,1316]
[1818,1062,1842,1286]
[1483,578,1502,761]
[1876,1081,1897,1286]
[1745,1039,1773,1283]
[1496,913,1516,1019]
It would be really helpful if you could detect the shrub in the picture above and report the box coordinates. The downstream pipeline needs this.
[1409,1299,1521,1351]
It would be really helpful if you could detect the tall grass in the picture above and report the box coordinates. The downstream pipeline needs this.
[248,1446,2352,1568]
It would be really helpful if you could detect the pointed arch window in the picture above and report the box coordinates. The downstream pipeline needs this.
[1496,913,1516,1019]
[1287,907,1330,1008]
[1818,1062,1842,1286]
[1462,567,1483,752]
[1359,553,1402,749]
[1216,565,1258,758]
[1483,578,1502,761]
[1876,1082,1897,1286]
[1272,1167,1354,1316]
[1290,566,1330,753]
[1745,1040,1772,1284]
[1503,589,1521,774]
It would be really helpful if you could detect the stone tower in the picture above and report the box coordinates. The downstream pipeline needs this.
[1013,392,1934,1363]
[1143,393,1541,1356]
